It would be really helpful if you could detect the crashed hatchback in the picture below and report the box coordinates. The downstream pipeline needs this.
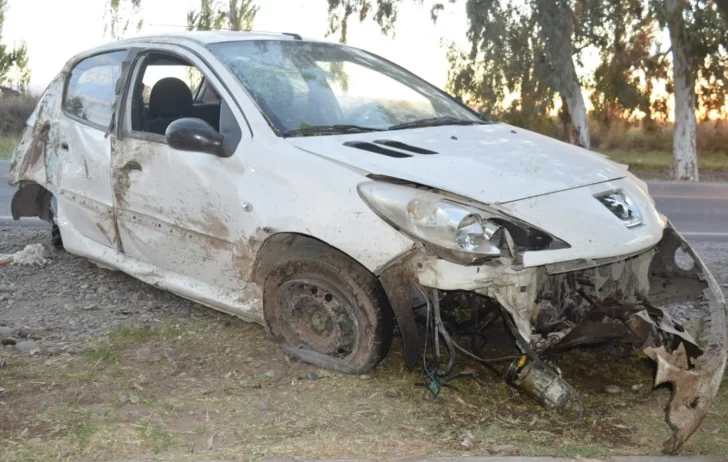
[8,31,727,453]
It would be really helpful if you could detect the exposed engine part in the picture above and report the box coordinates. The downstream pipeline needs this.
[506,357,580,413]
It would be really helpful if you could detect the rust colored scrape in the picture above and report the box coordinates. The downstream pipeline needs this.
[113,167,132,209]
[17,122,51,180]
[233,228,273,282]
[201,208,230,240]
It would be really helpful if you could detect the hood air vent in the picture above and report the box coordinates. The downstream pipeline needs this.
[343,140,439,158]
[343,141,413,158]
[373,140,438,155]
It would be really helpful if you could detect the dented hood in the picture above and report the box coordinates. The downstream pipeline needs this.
[286,123,628,204]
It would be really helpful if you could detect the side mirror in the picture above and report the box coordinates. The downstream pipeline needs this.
[166,118,228,157]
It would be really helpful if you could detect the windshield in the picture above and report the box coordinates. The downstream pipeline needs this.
[208,40,484,136]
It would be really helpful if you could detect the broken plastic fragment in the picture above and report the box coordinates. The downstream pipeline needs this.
[0,244,49,266]
[645,344,727,453]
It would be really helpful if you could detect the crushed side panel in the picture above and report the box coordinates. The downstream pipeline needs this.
[10,72,67,191]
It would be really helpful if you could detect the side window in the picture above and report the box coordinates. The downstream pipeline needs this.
[129,53,223,137]
[195,79,222,105]
[64,50,127,128]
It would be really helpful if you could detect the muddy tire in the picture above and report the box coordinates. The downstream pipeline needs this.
[51,223,63,248]
[49,197,63,249]
[262,240,393,374]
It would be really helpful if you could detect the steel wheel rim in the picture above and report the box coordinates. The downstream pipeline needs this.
[275,277,361,358]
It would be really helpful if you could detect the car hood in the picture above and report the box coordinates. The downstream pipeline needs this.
[286,123,628,204]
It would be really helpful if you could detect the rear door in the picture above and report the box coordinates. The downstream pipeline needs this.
[56,50,128,249]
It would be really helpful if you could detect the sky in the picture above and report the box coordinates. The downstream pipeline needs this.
[1,0,473,94]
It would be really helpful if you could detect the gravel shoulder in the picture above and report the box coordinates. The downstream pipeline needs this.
[1,225,728,460]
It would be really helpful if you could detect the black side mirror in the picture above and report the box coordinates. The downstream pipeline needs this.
[165,118,229,157]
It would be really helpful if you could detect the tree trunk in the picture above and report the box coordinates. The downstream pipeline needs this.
[665,0,698,181]
[561,83,590,148]
[229,0,240,31]
[560,95,575,143]
[535,0,590,149]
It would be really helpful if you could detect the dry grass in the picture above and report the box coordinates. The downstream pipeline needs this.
[0,97,35,136]
[599,149,728,173]
[0,96,34,160]
[592,119,728,174]
[1,317,727,461]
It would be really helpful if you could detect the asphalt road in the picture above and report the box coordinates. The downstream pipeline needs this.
[1,159,727,242]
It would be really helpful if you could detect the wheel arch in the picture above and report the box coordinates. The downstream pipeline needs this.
[11,182,54,222]
[251,232,372,286]
[250,231,421,371]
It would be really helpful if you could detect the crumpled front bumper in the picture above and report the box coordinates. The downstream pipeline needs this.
[643,223,727,453]
[379,221,727,453]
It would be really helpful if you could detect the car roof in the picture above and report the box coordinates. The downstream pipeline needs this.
[65,31,328,68]
[129,30,309,45]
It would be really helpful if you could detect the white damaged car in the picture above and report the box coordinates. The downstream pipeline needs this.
[8,31,726,453]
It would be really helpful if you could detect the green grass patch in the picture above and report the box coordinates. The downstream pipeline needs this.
[599,148,728,172]
[137,419,174,453]
[83,343,119,364]
[107,322,190,347]
[0,134,20,159]
[108,325,159,344]
[73,411,96,447]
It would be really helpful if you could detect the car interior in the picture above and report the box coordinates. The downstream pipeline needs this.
[130,53,222,136]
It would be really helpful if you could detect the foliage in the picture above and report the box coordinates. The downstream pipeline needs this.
[327,0,401,43]
[187,0,226,31]
[589,0,670,131]
[0,96,36,136]
[650,0,728,120]
[187,0,258,31]
[228,0,259,31]
[104,0,144,40]
[0,0,31,93]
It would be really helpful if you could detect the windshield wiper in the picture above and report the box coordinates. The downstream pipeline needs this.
[282,124,384,137]
[388,116,486,131]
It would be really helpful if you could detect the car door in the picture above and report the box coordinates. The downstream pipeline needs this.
[55,49,129,249]
[110,45,255,309]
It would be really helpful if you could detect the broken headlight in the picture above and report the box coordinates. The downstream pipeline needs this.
[357,181,569,265]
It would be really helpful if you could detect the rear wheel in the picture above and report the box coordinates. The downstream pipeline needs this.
[262,239,393,374]
[49,196,63,248]
[51,223,63,248]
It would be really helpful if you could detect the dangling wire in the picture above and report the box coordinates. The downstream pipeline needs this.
[431,289,457,377]
[418,286,441,401]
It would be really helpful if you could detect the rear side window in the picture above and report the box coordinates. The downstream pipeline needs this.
[64,50,127,129]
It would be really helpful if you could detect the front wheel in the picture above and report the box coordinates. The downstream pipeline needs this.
[262,240,393,374]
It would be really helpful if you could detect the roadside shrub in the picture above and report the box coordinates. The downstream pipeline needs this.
[0,96,37,136]
[521,115,728,156]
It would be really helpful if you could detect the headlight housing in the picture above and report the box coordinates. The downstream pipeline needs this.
[358,181,569,265]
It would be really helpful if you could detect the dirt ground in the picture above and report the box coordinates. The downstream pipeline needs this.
[1,226,727,461]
